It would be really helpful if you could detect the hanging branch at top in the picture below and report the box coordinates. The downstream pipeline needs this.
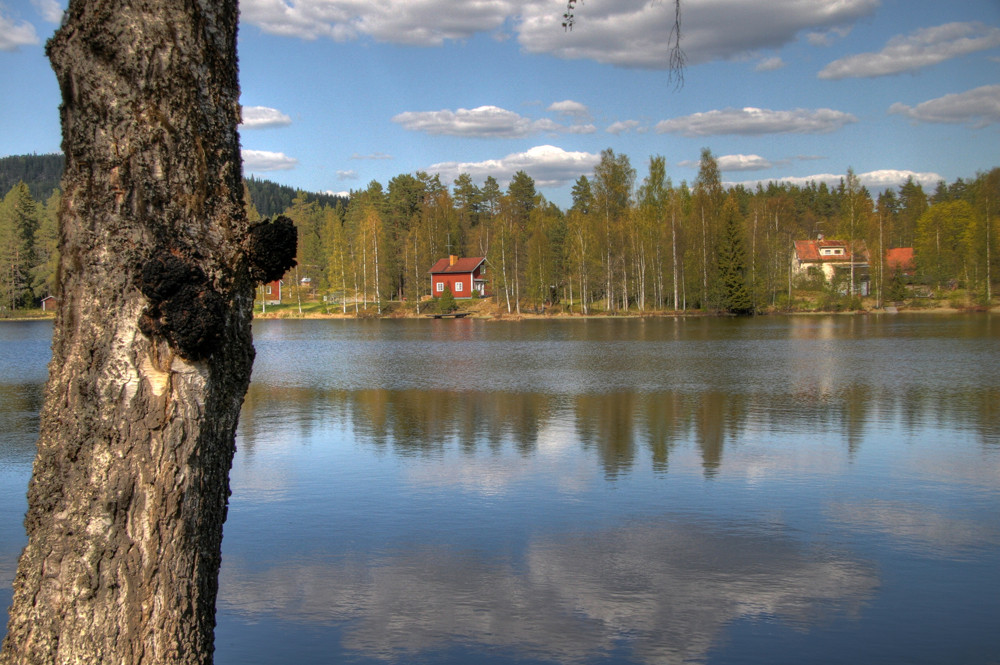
[563,0,685,87]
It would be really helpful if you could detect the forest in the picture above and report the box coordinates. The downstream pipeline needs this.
[2,150,997,316]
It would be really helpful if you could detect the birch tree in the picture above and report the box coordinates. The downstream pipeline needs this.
[1,0,295,662]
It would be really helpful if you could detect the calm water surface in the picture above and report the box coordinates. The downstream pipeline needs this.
[2,315,999,664]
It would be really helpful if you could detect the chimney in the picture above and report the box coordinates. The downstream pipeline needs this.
[449,255,457,266]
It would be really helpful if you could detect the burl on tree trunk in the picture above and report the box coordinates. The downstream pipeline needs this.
[0,0,293,663]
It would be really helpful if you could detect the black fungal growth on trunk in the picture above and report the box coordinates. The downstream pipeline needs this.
[137,252,226,360]
[135,215,297,359]
[247,215,298,284]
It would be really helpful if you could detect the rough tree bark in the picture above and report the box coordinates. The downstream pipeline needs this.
[1,0,293,663]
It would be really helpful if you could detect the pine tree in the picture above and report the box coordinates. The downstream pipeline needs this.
[0,182,40,308]
[716,194,754,315]
[438,284,457,312]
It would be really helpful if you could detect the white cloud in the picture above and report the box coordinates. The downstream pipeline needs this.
[888,84,1000,128]
[857,169,944,190]
[239,0,879,69]
[548,100,591,119]
[755,57,785,72]
[732,169,942,191]
[336,169,358,180]
[0,7,39,50]
[240,106,293,129]
[717,154,774,172]
[392,105,581,138]
[820,22,1000,79]
[31,0,62,23]
[607,120,643,135]
[240,0,517,46]
[517,0,879,69]
[351,152,393,160]
[426,145,601,189]
[806,26,851,47]
[656,107,856,136]
[242,149,298,171]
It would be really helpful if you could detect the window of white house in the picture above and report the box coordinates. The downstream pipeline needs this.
[437,282,444,292]
[455,281,463,292]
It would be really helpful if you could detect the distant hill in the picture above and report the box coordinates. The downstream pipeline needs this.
[244,175,346,217]
[0,153,346,215]
[0,153,64,202]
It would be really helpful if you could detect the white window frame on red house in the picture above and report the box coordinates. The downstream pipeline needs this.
[436,282,444,292]
[455,281,463,292]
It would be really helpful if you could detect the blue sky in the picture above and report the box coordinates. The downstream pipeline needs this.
[2,0,998,207]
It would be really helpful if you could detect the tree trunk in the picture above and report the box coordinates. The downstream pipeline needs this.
[0,0,267,662]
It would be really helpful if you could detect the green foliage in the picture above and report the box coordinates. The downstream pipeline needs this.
[915,200,975,288]
[437,285,457,312]
[818,291,862,312]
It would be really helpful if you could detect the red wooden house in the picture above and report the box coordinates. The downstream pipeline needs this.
[261,279,282,305]
[429,256,488,298]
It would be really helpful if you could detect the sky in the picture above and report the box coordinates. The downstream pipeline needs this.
[1,0,998,208]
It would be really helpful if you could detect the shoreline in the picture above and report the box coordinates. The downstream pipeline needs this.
[248,303,994,321]
[3,302,995,324]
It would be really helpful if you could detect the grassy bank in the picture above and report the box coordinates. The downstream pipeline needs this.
[5,289,993,323]
[251,289,997,320]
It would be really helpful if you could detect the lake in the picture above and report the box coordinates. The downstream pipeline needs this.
[2,315,999,664]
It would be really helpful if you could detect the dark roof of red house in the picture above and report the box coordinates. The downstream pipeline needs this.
[794,239,869,263]
[428,256,485,274]
[886,247,915,270]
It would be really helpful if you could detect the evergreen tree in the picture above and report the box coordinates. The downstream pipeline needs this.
[571,175,593,214]
[0,182,40,308]
[716,194,754,315]
[438,284,457,312]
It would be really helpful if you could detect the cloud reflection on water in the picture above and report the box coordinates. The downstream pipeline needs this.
[219,517,878,664]
[827,500,1000,558]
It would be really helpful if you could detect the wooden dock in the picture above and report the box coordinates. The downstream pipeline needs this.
[427,312,471,319]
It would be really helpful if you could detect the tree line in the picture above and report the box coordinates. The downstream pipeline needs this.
[3,151,997,315]
[247,149,999,315]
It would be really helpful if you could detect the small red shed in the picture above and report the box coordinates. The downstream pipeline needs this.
[261,279,282,305]
[429,256,488,298]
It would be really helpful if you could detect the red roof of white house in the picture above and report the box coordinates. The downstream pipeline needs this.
[428,256,485,274]
[794,239,869,263]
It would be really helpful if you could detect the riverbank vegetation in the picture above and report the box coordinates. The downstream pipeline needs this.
[2,153,997,318]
